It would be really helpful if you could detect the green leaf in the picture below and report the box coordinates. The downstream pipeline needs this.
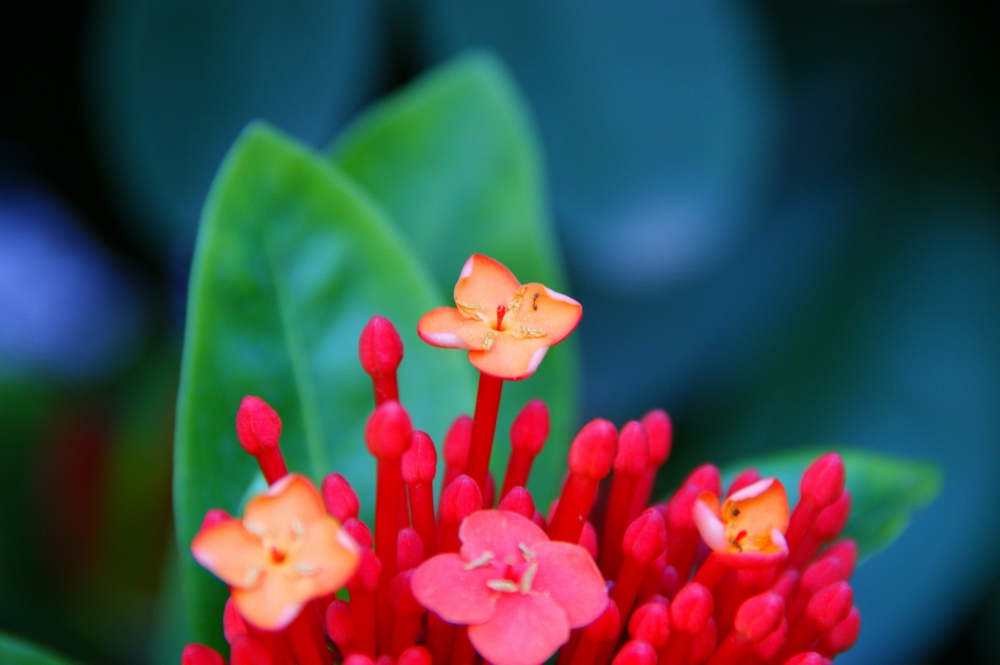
[175,122,474,648]
[721,448,942,564]
[330,51,579,504]
[0,633,79,665]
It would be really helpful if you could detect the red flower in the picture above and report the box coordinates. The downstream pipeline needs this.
[411,510,608,665]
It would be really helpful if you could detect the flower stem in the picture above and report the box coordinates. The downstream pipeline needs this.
[284,605,332,665]
[466,372,504,495]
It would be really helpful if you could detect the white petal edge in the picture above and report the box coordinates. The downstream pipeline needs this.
[729,477,776,502]
[419,330,470,349]
[692,498,728,552]
[542,286,581,307]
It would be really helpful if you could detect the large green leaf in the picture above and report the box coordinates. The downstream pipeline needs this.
[722,448,942,564]
[330,52,579,504]
[0,633,79,665]
[175,123,474,648]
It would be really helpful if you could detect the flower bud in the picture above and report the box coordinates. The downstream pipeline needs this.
[358,316,403,378]
[235,396,282,455]
[364,401,412,461]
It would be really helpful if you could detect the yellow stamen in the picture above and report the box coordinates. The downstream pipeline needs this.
[487,579,519,593]
[464,551,496,570]
[520,562,538,594]
[516,326,547,339]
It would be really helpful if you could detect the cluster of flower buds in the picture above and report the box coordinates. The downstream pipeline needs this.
[182,256,860,665]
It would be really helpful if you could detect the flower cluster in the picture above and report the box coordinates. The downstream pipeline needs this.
[182,255,860,665]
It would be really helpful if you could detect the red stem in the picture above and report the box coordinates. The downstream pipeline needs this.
[500,451,535,499]
[599,473,640,578]
[426,613,456,665]
[408,482,436,557]
[465,372,505,494]
[374,459,403,654]
[284,605,332,665]
[449,627,477,665]
[547,476,599,543]
[372,374,399,405]
[257,447,289,486]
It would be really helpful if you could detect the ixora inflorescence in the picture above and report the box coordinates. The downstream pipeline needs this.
[184,254,861,665]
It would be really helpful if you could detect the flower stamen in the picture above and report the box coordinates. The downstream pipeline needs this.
[464,551,496,570]
[487,579,520,593]
[520,562,538,594]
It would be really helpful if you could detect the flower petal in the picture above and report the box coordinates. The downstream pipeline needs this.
[528,541,608,628]
[507,283,582,345]
[411,553,498,625]
[287,518,361,599]
[468,592,570,665]
[232,569,304,630]
[459,510,550,565]
[191,519,269,588]
[692,492,729,553]
[242,475,329,549]
[417,307,479,349]
[723,478,790,536]
[454,255,521,319]
[468,334,550,380]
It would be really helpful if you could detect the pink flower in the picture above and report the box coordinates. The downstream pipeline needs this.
[411,510,608,665]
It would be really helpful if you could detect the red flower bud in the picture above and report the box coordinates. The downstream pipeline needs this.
[397,527,424,572]
[820,606,861,655]
[230,633,274,665]
[807,582,854,631]
[401,431,437,486]
[510,399,550,455]
[181,644,225,665]
[235,396,282,455]
[397,646,433,665]
[813,491,852,540]
[801,453,846,509]
[614,421,650,476]
[358,316,404,378]
[611,640,656,665]
[622,508,667,566]
[497,486,536,520]
[671,583,714,634]
[364,401,412,461]
[198,509,232,534]
[322,473,360,522]
[735,592,785,642]
[641,409,672,468]
[568,419,618,480]
[628,598,671,648]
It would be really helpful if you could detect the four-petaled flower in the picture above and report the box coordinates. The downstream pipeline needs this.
[418,254,582,380]
[411,510,608,665]
[191,474,361,630]
[692,477,790,567]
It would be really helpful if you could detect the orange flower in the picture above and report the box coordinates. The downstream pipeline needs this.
[418,254,582,380]
[692,478,790,567]
[191,474,360,630]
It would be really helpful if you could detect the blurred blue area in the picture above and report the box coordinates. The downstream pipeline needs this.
[1,1,997,663]
[0,187,142,380]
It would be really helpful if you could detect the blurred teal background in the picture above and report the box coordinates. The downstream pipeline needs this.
[1,2,997,664]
